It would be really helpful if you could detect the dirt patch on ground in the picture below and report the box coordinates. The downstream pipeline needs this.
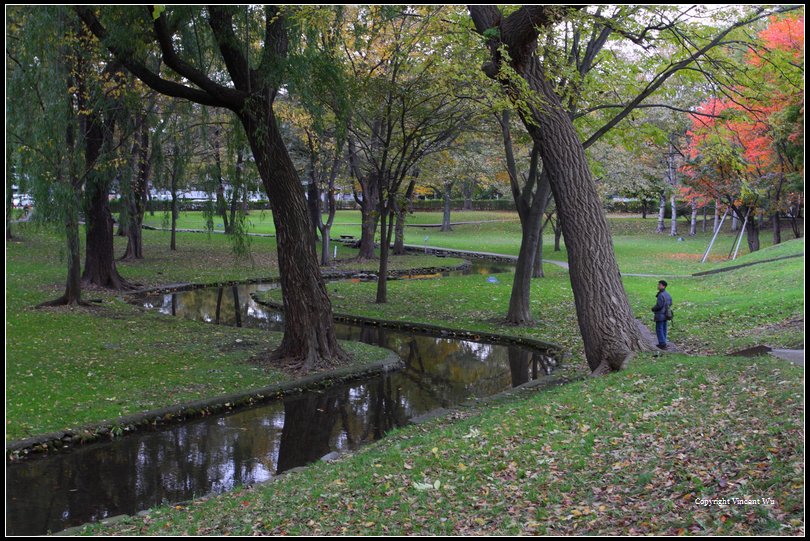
[668,252,726,262]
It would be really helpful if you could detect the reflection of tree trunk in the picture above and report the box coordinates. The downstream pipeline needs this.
[276,393,339,474]
[215,287,223,324]
[407,336,426,373]
[508,349,531,387]
[231,286,242,328]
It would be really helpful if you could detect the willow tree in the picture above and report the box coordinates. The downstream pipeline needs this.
[77,5,346,370]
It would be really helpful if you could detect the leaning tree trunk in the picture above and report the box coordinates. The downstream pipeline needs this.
[512,59,651,372]
[240,104,346,371]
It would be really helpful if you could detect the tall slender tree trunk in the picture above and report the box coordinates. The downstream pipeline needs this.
[746,214,761,253]
[213,126,230,234]
[657,193,666,233]
[772,212,782,245]
[440,181,454,232]
[702,204,708,232]
[689,201,697,236]
[240,103,346,370]
[376,208,395,304]
[122,121,148,260]
[307,180,321,242]
[392,177,415,256]
[532,192,554,278]
[714,200,720,232]
[670,194,678,237]
[553,215,562,251]
[507,203,543,324]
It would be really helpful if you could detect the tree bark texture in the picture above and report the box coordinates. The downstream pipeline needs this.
[519,71,649,371]
[689,201,697,236]
[471,5,651,371]
[240,103,346,370]
[122,121,149,260]
[81,110,131,289]
[657,193,666,233]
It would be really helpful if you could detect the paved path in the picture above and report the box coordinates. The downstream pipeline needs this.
[770,349,804,367]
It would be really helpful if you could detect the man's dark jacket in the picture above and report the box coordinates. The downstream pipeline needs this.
[652,290,673,322]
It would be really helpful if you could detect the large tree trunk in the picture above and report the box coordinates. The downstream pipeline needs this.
[476,26,650,370]
[83,180,132,288]
[240,104,346,371]
[81,110,131,289]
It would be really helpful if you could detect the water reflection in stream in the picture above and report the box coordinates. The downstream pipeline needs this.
[6,263,559,535]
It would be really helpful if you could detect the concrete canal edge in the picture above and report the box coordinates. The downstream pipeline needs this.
[6,352,403,462]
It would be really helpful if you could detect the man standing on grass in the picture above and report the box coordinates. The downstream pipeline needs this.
[652,280,673,350]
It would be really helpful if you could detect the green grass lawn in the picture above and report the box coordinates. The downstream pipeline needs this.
[6,216,804,535]
[142,209,798,276]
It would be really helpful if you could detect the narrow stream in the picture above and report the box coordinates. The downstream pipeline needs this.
[6,263,560,535]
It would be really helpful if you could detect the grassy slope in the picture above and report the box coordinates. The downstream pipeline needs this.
[6,218,804,535]
[80,351,804,536]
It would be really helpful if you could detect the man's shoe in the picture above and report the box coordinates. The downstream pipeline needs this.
[656,344,667,350]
